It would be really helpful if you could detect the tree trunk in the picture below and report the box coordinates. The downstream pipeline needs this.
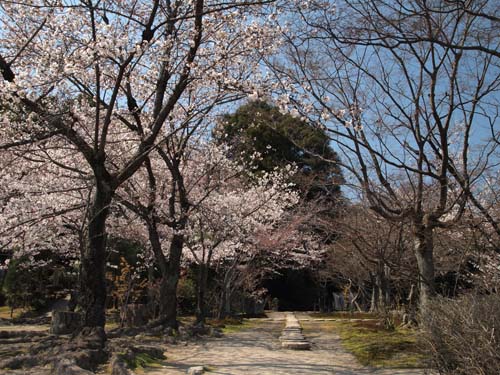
[196,263,208,325]
[146,217,167,322]
[413,225,435,316]
[217,274,232,319]
[158,233,184,329]
[369,273,379,313]
[383,264,391,308]
[217,289,226,319]
[79,182,113,330]
[224,278,232,317]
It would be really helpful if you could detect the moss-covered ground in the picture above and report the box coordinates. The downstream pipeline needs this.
[305,318,426,368]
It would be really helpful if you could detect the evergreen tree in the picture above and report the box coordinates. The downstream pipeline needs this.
[215,101,343,203]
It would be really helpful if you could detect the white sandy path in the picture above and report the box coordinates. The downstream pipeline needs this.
[145,312,428,375]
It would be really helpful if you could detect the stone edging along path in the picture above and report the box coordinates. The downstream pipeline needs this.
[279,312,311,350]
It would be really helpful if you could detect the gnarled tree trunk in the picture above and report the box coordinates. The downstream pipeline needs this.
[158,233,184,329]
[413,225,435,316]
[79,180,114,330]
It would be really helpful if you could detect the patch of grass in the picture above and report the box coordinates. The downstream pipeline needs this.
[0,306,30,320]
[309,311,378,319]
[334,321,426,368]
[178,315,196,325]
[214,318,257,334]
[105,321,119,330]
[124,352,166,372]
[207,316,243,327]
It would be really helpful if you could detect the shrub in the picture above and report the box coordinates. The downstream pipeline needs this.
[177,276,197,314]
[422,294,500,375]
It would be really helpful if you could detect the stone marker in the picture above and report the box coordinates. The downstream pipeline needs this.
[51,311,82,335]
[187,366,205,374]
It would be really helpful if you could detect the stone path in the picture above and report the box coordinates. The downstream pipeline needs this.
[279,312,311,350]
[146,312,428,375]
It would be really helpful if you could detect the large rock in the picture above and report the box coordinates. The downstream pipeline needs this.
[54,359,94,375]
[51,311,82,334]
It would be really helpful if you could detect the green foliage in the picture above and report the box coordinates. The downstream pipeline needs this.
[177,274,197,314]
[2,256,74,311]
[107,237,145,273]
[215,101,343,201]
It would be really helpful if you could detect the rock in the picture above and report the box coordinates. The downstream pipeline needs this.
[50,297,71,314]
[186,324,209,336]
[72,326,107,350]
[0,354,40,370]
[51,311,82,335]
[54,359,94,375]
[131,345,164,359]
[209,327,223,338]
[110,355,132,375]
[281,340,311,350]
[187,365,205,374]
[29,336,63,355]
[0,330,46,339]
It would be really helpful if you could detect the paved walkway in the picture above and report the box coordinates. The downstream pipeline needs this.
[146,312,428,375]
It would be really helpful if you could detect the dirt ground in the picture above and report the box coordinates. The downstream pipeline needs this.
[0,312,430,375]
[146,312,428,375]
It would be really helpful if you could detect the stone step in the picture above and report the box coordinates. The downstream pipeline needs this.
[281,340,311,350]
[279,312,311,350]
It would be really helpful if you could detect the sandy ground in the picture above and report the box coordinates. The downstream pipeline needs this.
[146,312,429,375]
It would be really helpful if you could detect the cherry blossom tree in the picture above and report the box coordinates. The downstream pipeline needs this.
[0,141,90,263]
[0,0,281,334]
[183,154,300,323]
[116,136,301,325]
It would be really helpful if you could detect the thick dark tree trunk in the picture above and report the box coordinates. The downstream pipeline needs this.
[79,181,113,330]
[158,233,184,329]
[146,218,167,321]
[217,291,226,319]
[413,225,435,316]
[196,263,208,325]
[223,279,232,317]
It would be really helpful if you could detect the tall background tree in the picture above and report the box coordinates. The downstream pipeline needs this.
[215,100,343,203]
[270,0,500,313]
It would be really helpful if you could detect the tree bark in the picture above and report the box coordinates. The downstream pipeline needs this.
[413,225,436,316]
[196,263,208,325]
[369,273,380,313]
[217,276,232,319]
[158,233,184,329]
[79,180,113,330]
[223,278,232,317]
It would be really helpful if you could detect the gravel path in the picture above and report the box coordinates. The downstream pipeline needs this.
[146,312,428,375]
